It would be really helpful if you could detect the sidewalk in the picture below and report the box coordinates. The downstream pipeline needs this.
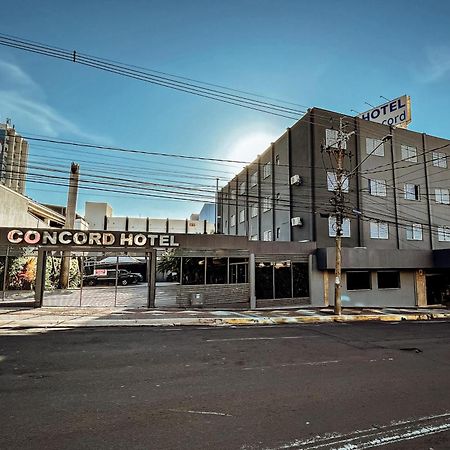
[0,305,449,330]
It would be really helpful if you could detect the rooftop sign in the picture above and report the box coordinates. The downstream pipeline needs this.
[358,95,411,128]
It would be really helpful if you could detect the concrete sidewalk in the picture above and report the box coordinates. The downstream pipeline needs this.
[0,305,449,329]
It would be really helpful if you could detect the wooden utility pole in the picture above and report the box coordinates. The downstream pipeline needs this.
[59,163,80,289]
[326,118,354,315]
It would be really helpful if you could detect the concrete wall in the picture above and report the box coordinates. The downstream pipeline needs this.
[0,186,49,228]
[325,270,417,308]
[176,283,250,307]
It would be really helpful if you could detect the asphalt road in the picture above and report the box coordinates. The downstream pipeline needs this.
[0,322,449,449]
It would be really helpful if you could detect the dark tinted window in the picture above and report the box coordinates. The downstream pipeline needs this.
[347,271,371,290]
[206,258,227,284]
[182,257,205,285]
[377,271,400,289]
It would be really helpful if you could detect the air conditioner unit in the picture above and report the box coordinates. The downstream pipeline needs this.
[291,217,303,227]
[290,175,302,185]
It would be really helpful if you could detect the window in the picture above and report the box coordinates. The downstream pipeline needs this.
[263,162,272,178]
[327,171,349,192]
[230,214,236,227]
[229,258,248,283]
[275,154,280,165]
[377,271,400,289]
[401,145,417,162]
[406,223,423,241]
[435,188,450,204]
[182,257,205,285]
[206,258,228,284]
[326,129,346,149]
[347,271,371,290]
[263,196,271,212]
[263,230,272,241]
[368,179,387,197]
[404,183,420,200]
[250,234,258,241]
[239,182,246,195]
[432,152,447,168]
[276,227,281,239]
[239,209,245,223]
[276,192,281,203]
[250,172,258,187]
[438,226,450,242]
[366,138,384,156]
[230,189,236,200]
[370,221,389,239]
[328,216,351,237]
[251,204,258,218]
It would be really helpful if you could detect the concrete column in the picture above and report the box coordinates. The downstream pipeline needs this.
[34,248,47,308]
[60,163,80,289]
[415,270,427,307]
[249,253,256,309]
[147,249,157,308]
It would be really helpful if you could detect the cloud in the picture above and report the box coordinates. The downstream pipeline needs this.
[0,59,109,142]
[415,46,450,83]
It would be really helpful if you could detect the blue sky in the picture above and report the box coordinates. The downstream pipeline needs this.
[1,0,450,219]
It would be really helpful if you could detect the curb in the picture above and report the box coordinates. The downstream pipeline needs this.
[0,313,449,330]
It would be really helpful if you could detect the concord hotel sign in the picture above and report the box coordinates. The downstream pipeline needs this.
[1,228,180,248]
[358,95,411,128]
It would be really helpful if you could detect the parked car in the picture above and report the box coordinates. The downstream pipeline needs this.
[83,269,143,286]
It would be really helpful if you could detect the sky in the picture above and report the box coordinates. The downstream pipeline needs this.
[1,0,450,219]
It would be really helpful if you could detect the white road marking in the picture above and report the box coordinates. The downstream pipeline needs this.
[242,360,340,371]
[168,409,232,417]
[206,336,318,342]
[258,412,450,449]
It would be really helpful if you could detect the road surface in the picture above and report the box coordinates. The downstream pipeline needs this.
[0,321,449,449]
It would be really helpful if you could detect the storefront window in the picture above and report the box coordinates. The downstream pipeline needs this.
[229,258,248,283]
[255,262,273,299]
[293,263,309,297]
[274,261,291,298]
[182,257,205,285]
[206,258,228,284]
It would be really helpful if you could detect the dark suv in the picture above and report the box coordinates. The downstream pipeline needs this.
[83,269,143,286]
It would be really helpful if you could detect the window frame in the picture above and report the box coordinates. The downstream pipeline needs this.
[328,216,351,238]
[377,271,401,289]
[432,152,447,168]
[438,226,450,242]
[406,223,423,241]
[401,145,417,163]
[263,230,272,241]
[366,137,384,157]
[263,162,272,179]
[346,271,372,291]
[369,221,389,239]
[404,183,420,201]
[435,188,450,205]
[327,171,349,193]
[368,179,387,197]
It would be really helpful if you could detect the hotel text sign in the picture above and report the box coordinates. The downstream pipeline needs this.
[2,228,180,248]
[358,95,411,128]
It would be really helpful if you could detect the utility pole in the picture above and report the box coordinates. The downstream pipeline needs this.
[59,162,80,289]
[326,118,354,315]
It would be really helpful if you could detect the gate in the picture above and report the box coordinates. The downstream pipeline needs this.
[39,249,154,308]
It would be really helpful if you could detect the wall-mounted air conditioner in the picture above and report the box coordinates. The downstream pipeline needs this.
[291,217,303,226]
[290,175,302,185]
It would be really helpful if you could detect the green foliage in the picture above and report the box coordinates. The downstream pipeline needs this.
[157,250,180,274]
[45,256,81,290]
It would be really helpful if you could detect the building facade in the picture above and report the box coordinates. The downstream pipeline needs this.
[0,120,28,195]
[218,107,450,307]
